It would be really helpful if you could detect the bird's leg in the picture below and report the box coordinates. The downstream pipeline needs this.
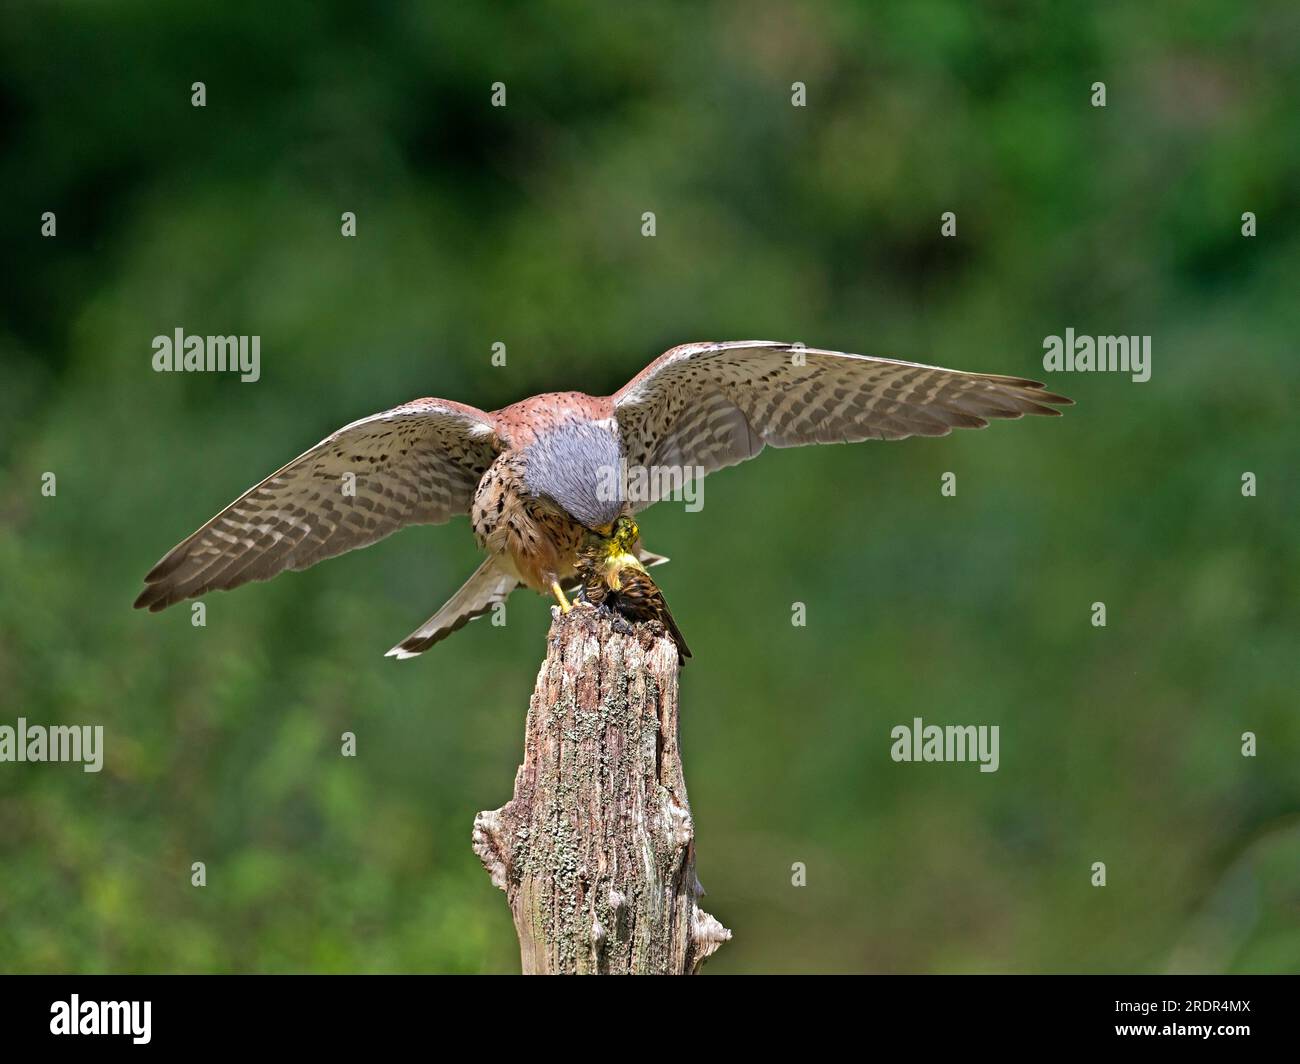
[550,580,573,614]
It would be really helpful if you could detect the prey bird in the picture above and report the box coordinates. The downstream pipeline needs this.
[575,516,692,663]
[133,341,1071,658]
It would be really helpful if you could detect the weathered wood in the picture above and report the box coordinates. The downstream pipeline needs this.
[473,604,729,974]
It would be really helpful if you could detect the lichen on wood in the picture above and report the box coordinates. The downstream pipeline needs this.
[473,604,729,974]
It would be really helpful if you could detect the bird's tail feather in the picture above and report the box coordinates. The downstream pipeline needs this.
[659,598,692,662]
[636,545,670,568]
[386,558,521,660]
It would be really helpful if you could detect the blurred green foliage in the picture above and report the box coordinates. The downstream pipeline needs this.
[1,1,1297,973]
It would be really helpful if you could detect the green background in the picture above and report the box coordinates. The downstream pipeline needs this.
[1,2,1296,973]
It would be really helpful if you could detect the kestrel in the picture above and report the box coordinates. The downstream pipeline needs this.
[134,341,1071,658]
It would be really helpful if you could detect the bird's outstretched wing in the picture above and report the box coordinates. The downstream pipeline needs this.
[612,341,1071,506]
[134,399,501,612]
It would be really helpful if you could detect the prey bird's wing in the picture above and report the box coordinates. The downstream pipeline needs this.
[612,341,1071,508]
[134,399,500,612]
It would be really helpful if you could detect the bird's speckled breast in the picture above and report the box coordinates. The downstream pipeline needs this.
[471,452,588,592]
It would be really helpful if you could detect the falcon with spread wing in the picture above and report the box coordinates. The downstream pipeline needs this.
[134,341,1070,658]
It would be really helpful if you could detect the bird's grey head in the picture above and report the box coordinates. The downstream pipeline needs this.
[522,420,626,531]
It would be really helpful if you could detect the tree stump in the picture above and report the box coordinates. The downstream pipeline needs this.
[473,604,730,974]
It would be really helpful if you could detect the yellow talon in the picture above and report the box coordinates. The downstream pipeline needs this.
[551,581,573,613]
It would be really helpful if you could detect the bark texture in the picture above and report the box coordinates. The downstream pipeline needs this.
[473,605,729,974]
